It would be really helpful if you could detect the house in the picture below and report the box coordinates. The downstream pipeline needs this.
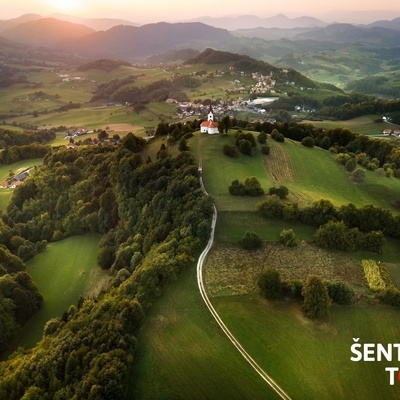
[383,129,393,135]
[393,130,400,137]
[200,105,219,135]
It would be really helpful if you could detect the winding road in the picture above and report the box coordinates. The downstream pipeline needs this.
[197,169,292,400]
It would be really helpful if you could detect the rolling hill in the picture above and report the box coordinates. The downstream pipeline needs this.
[1,17,96,47]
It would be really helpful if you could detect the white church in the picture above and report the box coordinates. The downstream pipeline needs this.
[200,104,219,134]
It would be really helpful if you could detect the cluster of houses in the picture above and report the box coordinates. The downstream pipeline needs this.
[383,129,400,136]
[64,128,89,139]
[0,169,31,190]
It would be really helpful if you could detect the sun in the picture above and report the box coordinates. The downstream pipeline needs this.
[49,0,82,13]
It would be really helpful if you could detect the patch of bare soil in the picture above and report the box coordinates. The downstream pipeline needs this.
[204,241,366,297]
[100,123,140,132]
[264,141,294,183]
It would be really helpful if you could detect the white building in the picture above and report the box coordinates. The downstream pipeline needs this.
[200,105,219,134]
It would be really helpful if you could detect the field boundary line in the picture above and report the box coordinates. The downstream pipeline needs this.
[197,168,292,400]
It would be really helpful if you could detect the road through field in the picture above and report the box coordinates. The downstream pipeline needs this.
[197,166,292,400]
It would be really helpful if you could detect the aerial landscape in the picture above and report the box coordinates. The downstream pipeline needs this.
[1,0,400,399]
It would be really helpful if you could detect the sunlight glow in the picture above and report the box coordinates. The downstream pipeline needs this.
[49,0,82,13]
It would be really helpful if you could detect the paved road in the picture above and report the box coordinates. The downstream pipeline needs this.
[197,172,292,400]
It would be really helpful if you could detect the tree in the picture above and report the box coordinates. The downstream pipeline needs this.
[301,275,331,319]
[257,195,284,218]
[258,131,268,144]
[178,137,189,152]
[350,168,366,184]
[301,136,315,148]
[223,144,239,158]
[279,229,298,247]
[260,144,270,155]
[258,269,282,300]
[240,231,263,250]
[268,185,289,199]
[97,130,108,141]
[244,177,264,196]
[219,115,231,135]
[326,281,354,305]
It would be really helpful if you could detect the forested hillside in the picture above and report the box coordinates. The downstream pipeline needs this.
[0,138,213,399]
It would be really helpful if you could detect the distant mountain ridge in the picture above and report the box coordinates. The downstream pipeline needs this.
[1,18,95,47]
[189,13,327,30]
[57,22,235,61]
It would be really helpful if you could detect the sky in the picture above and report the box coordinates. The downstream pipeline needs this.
[1,0,400,24]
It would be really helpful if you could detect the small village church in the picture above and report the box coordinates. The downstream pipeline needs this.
[200,104,219,134]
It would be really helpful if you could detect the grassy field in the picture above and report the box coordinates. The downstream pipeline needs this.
[4,234,104,356]
[213,296,400,400]
[128,130,400,400]
[215,210,316,242]
[306,115,400,136]
[267,138,400,210]
[128,265,281,400]
[194,133,273,211]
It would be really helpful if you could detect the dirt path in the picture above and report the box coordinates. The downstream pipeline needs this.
[197,173,292,400]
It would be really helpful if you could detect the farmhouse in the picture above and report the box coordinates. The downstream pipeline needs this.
[200,105,219,134]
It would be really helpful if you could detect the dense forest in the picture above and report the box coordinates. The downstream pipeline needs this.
[0,137,213,399]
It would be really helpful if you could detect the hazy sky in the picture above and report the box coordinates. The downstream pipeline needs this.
[2,0,400,24]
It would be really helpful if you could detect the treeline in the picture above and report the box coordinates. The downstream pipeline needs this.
[0,140,213,398]
[269,91,400,120]
[0,65,28,88]
[77,59,132,72]
[0,144,51,164]
[345,76,400,97]
[0,219,46,350]
[91,76,195,104]
[257,197,400,252]
[0,128,55,148]
[225,118,400,175]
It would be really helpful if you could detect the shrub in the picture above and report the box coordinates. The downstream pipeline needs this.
[301,136,315,148]
[319,136,331,150]
[326,281,354,305]
[257,195,284,218]
[240,231,263,250]
[301,275,331,319]
[345,158,357,172]
[279,229,298,247]
[260,144,270,155]
[258,269,282,300]
[229,177,264,196]
[290,280,303,299]
[268,185,289,199]
[378,288,400,308]
[244,177,264,196]
[272,132,285,142]
[238,140,253,155]
[223,144,239,158]
[258,131,268,144]
[228,179,246,196]
[350,168,366,183]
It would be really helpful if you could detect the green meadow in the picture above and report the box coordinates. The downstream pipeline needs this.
[213,296,400,400]
[128,265,281,400]
[5,234,103,355]
[130,129,400,399]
